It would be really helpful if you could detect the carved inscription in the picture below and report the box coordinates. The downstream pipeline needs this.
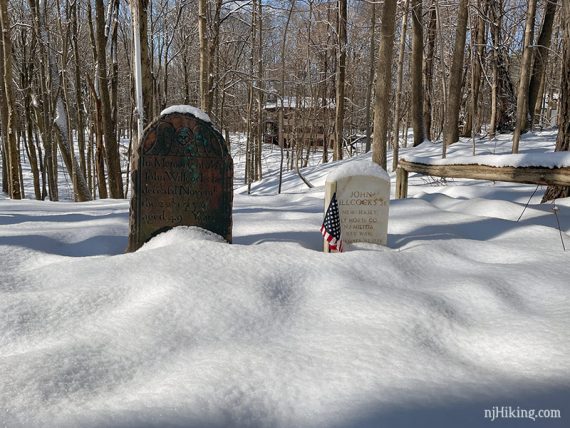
[139,156,226,227]
[335,175,390,245]
[127,111,233,252]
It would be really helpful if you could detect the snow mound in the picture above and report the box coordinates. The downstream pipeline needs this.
[160,105,211,123]
[326,159,390,182]
[2,192,569,427]
[139,226,227,251]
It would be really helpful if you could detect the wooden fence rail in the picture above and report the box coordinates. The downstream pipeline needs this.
[396,158,570,199]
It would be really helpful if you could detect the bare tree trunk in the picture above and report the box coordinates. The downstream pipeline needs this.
[488,0,499,138]
[22,65,41,200]
[207,0,223,118]
[392,0,411,170]
[86,123,95,198]
[95,0,123,198]
[463,1,486,137]
[489,0,516,136]
[199,0,209,113]
[19,16,41,199]
[321,2,333,164]
[411,0,424,146]
[88,76,109,200]
[29,0,58,200]
[443,0,469,156]
[109,1,119,148]
[0,127,6,194]
[423,1,436,142]
[372,0,398,170]
[512,0,538,153]
[334,0,347,160]
[534,70,547,128]
[542,0,570,202]
[256,0,263,181]
[246,0,257,191]
[17,130,25,199]
[87,1,107,199]
[55,1,91,202]
[138,0,152,124]
[53,5,84,201]
[53,98,92,202]
[70,0,86,179]
[278,0,296,194]
[435,1,447,141]
[0,0,22,199]
[0,113,6,193]
[364,1,376,154]
[0,15,8,195]
[528,0,558,129]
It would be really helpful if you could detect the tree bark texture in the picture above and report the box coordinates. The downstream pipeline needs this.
[423,1,437,142]
[70,0,86,179]
[528,0,558,128]
[334,0,347,160]
[489,0,516,136]
[0,0,22,199]
[30,0,59,200]
[0,16,8,195]
[364,1,376,154]
[372,0,398,170]
[138,0,153,124]
[411,0,424,146]
[512,0,537,153]
[443,0,469,154]
[207,0,223,118]
[542,0,570,202]
[95,0,124,198]
[462,2,486,137]
[278,0,296,194]
[199,0,209,114]
[392,0,410,170]
[20,26,42,200]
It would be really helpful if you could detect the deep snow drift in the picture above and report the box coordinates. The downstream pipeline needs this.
[1,130,569,427]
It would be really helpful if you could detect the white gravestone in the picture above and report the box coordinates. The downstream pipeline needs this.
[324,161,390,252]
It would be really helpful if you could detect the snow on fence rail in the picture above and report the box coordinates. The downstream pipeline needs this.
[395,153,570,199]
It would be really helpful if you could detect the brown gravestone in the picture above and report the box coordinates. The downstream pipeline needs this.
[127,108,233,251]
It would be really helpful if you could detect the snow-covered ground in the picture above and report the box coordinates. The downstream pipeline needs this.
[1,130,569,427]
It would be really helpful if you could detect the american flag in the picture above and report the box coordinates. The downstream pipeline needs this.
[321,192,344,252]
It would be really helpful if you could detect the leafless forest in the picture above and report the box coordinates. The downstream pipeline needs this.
[1,0,569,201]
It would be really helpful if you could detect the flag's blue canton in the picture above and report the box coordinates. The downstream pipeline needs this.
[321,192,344,252]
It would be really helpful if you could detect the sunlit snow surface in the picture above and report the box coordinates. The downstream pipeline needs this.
[326,159,390,182]
[160,105,212,123]
[1,131,569,427]
[403,151,570,168]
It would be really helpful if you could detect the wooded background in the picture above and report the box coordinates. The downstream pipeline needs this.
[1,0,568,202]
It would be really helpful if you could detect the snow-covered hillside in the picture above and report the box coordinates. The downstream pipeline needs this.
[1,131,568,427]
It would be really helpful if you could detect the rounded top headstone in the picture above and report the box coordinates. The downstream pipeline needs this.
[127,106,233,252]
[323,159,390,249]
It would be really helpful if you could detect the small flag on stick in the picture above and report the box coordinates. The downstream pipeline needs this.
[321,192,344,252]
